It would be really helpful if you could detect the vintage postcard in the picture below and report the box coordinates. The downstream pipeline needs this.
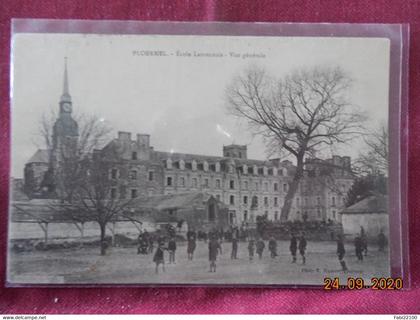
[8,29,392,286]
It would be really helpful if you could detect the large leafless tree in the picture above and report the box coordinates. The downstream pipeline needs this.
[38,110,137,255]
[226,65,364,221]
[354,123,388,176]
[68,148,135,255]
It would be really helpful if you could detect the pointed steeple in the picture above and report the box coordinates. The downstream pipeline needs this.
[60,57,72,104]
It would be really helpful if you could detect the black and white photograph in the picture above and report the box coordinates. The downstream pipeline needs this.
[8,33,391,285]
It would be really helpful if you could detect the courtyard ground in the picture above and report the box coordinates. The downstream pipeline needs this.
[7,240,390,286]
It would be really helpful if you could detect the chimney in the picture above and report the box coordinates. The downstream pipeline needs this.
[137,134,150,148]
[118,131,131,141]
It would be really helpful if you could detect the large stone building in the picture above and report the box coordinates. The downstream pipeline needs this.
[23,62,354,226]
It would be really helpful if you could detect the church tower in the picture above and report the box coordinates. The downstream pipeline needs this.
[52,57,79,153]
[49,58,79,198]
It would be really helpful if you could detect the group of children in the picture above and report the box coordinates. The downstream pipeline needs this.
[148,229,309,274]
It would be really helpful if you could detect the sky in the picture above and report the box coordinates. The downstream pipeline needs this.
[11,33,390,178]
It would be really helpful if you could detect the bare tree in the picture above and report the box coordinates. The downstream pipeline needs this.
[354,123,388,176]
[38,110,112,202]
[67,148,135,256]
[226,65,364,221]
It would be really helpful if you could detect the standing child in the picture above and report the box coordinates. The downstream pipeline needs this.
[231,227,239,259]
[187,230,197,261]
[289,233,298,263]
[268,236,278,259]
[148,236,154,254]
[153,241,166,274]
[168,237,177,264]
[256,238,265,260]
[248,239,255,261]
[208,236,222,272]
[354,234,364,261]
[378,230,387,252]
[337,234,348,271]
[298,233,307,265]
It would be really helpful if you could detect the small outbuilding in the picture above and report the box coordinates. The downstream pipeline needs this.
[340,194,388,239]
[127,192,229,231]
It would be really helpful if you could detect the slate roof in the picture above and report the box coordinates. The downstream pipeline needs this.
[341,194,388,215]
[27,149,49,164]
[131,192,227,211]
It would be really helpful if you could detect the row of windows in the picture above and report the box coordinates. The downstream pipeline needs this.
[166,159,286,177]
[295,196,345,207]
[295,209,338,220]
[110,187,138,199]
[166,176,288,192]
[110,169,155,181]
[213,194,282,207]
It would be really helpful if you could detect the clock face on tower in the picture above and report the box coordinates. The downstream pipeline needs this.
[62,102,72,113]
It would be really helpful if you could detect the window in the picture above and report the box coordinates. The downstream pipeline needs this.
[274,183,278,191]
[317,209,321,218]
[192,178,198,188]
[264,211,268,216]
[148,171,154,181]
[332,196,336,206]
[179,177,185,187]
[243,196,248,205]
[215,179,221,189]
[111,168,118,179]
[305,197,308,206]
[274,212,278,221]
[264,182,268,191]
[274,197,278,207]
[283,183,288,192]
[110,188,117,199]
[204,178,209,188]
[229,211,236,224]
[216,194,221,201]
[244,210,248,221]
[251,196,258,208]
[230,195,235,205]
[119,186,126,199]
[317,197,321,205]
[239,152,242,158]
[131,189,138,199]
[131,151,138,160]
[296,197,300,206]
[332,210,336,219]
[243,181,248,190]
[255,182,259,191]
[230,180,235,189]
[264,197,268,206]
[208,203,216,222]
[167,177,173,186]
[129,170,137,180]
